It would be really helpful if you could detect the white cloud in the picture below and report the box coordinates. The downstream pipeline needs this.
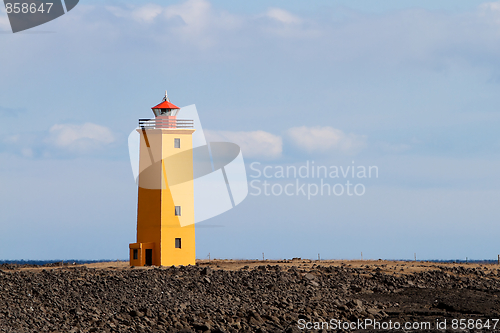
[0,123,116,158]
[106,4,163,23]
[92,2,500,66]
[265,8,302,25]
[101,1,320,49]
[21,148,33,158]
[258,7,319,39]
[480,1,500,13]
[47,123,115,153]
[161,0,243,46]
[163,0,212,26]
[4,134,20,144]
[204,130,282,159]
[478,1,500,29]
[286,126,366,154]
[105,0,242,48]
[5,0,500,70]
[132,4,164,22]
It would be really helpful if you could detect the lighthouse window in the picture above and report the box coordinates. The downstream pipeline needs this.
[133,249,138,260]
[175,238,182,248]
[174,138,180,148]
[175,206,181,216]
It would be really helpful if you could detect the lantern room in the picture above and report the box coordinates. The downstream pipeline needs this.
[152,91,180,117]
[138,91,193,130]
[149,91,182,129]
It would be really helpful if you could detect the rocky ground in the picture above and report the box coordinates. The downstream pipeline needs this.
[1,260,500,332]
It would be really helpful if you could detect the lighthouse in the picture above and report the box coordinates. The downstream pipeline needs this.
[129,91,196,266]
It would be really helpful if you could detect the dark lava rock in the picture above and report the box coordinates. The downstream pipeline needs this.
[1,264,500,332]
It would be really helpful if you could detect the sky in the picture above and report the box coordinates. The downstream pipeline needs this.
[2,0,500,261]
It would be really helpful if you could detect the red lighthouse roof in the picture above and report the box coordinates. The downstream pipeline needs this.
[151,100,180,109]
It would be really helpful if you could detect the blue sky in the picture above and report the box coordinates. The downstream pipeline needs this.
[2,0,500,261]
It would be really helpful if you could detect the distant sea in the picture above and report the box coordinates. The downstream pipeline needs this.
[0,260,126,265]
[0,259,498,265]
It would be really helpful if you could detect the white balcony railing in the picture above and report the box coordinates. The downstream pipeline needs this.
[138,118,194,129]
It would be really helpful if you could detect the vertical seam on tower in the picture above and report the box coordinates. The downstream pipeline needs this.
[141,129,155,164]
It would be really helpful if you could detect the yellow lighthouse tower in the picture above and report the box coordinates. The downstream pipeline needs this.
[129,92,196,266]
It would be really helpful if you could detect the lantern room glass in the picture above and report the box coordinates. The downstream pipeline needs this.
[152,108,179,117]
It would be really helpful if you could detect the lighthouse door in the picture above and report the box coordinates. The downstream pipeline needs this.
[145,249,153,266]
